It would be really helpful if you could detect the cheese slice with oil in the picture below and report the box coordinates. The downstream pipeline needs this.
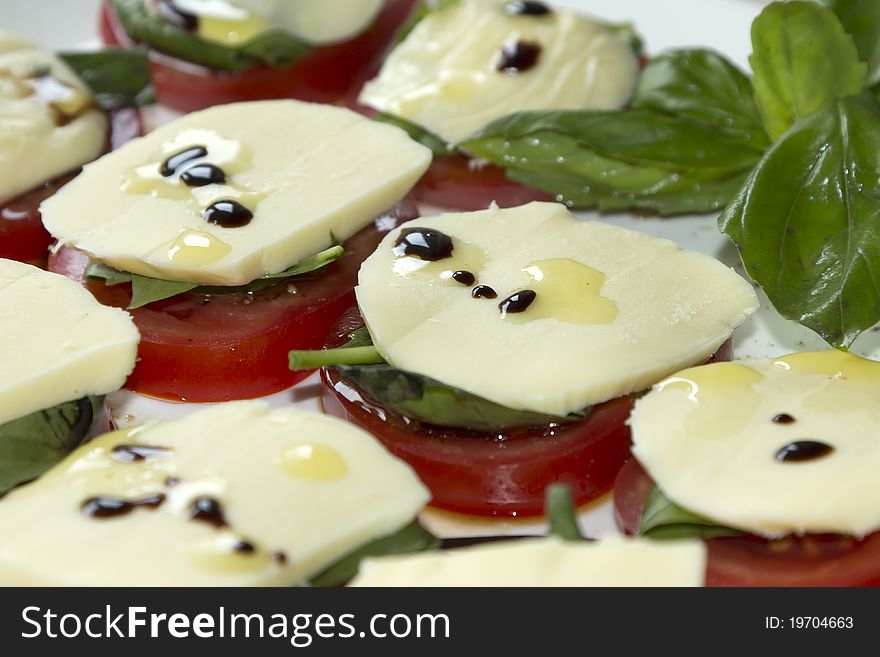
[0,259,138,427]
[0,31,107,205]
[359,0,639,144]
[351,536,706,587]
[41,100,431,286]
[0,401,429,586]
[356,202,758,416]
[631,350,880,538]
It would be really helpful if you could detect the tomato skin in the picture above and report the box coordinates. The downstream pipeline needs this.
[101,0,418,113]
[0,107,141,264]
[48,197,419,403]
[613,459,880,587]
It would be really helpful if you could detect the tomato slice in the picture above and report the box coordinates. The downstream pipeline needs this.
[48,197,418,403]
[614,459,880,586]
[0,107,141,264]
[100,0,418,113]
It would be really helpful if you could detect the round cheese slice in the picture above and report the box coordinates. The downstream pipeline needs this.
[0,401,430,586]
[0,31,107,205]
[41,100,432,286]
[631,350,880,538]
[358,0,639,144]
[351,536,706,587]
[356,202,758,416]
[0,259,138,427]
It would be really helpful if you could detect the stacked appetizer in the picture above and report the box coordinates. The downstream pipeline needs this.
[0,259,138,493]
[617,350,880,586]
[43,99,431,402]
[292,202,758,515]
[359,0,640,209]
[100,0,419,111]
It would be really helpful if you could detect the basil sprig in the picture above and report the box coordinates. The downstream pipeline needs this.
[60,49,154,110]
[88,244,344,310]
[823,0,880,85]
[639,486,741,540]
[290,327,588,432]
[111,0,311,72]
[0,397,98,496]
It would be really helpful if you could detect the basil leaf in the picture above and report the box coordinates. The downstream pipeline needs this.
[129,275,200,309]
[634,49,768,146]
[721,92,880,348]
[605,21,644,57]
[289,345,384,370]
[750,0,866,140]
[0,397,97,496]
[111,0,311,73]
[374,112,452,156]
[823,0,880,85]
[309,522,439,587]
[639,486,741,540]
[59,49,154,110]
[87,261,133,287]
[394,0,461,44]
[545,485,583,541]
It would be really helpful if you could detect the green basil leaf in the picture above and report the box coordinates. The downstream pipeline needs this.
[0,397,97,496]
[111,0,310,72]
[605,21,644,57]
[634,49,768,146]
[545,485,583,541]
[374,112,452,156]
[393,0,461,44]
[309,521,440,587]
[87,261,133,287]
[750,0,866,140]
[59,49,154,110]
[823,0,880,84]
[639,486,741,540]
[721,92,880,348]
[129,275,200,309]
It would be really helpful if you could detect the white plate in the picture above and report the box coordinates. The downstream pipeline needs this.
[9,0,870,539]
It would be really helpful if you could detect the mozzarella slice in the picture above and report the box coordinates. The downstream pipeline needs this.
[0,31,107,205]
[356,202,758,416]
[0,401,429,586]
[0,259,138,427]
[351,536,706,586]
[631,350,880,538]
[41,100,431,285]
[359,0,639,144]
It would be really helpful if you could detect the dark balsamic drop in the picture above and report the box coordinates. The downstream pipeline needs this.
[233,540,256,554]
[161,145,207,177]
[204,200,254,228]
[452,270,476,286]
[499,289,537,315]
[393,227,454,261]
[81,494,166,519]
[472,285,498,299]
[189,497,228,528]
[772,413,796,425]
[180,164,227,187]
[156,0,198,32]
[504,1,552,16]
[775,441,834,463]
[111,444,173,463]
[497,41,542,73]
[273,551,288,565]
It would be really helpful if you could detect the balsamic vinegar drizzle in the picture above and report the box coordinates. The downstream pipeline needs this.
[772,413,796,425]
[189,497,228,528]
[775,441,834,463]
[393,227,454,261]
[181,163,227,187]
[204,199,254,228]
[499,289,537,315]
[160,145,207,177]
[472,285,498,299]
[273,551,288,565]
[81,494,166,519]
[111,444,173,463]
[156,0,198,32]
[233,540,256,554]
[452,270,476,286]
[504,1,553,16]
[497,41,543,73]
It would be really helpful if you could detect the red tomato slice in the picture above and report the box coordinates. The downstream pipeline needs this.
[48,197,419,403]
[100,0,418,113]
[614,458,880,586]
[0,107,141,264]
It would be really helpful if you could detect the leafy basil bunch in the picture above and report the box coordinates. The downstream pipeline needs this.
[60,49,154,110]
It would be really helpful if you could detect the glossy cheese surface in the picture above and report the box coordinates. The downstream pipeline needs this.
[0,402,430,586]
[356,202,758,416]
[41,100,431,285]
[359,0,638,144]
[352,536,706,586]
[0,259,138,426]
[631,350,880,537]
[0,31,107,205]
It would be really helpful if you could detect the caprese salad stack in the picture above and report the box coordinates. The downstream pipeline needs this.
[292,201,758,515]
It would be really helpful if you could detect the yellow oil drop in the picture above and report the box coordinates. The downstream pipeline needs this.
[513,258,618,325]
[167,230,231,266]
[189,536,272,574]
[276,444,348,482]
[775,351,880,414]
